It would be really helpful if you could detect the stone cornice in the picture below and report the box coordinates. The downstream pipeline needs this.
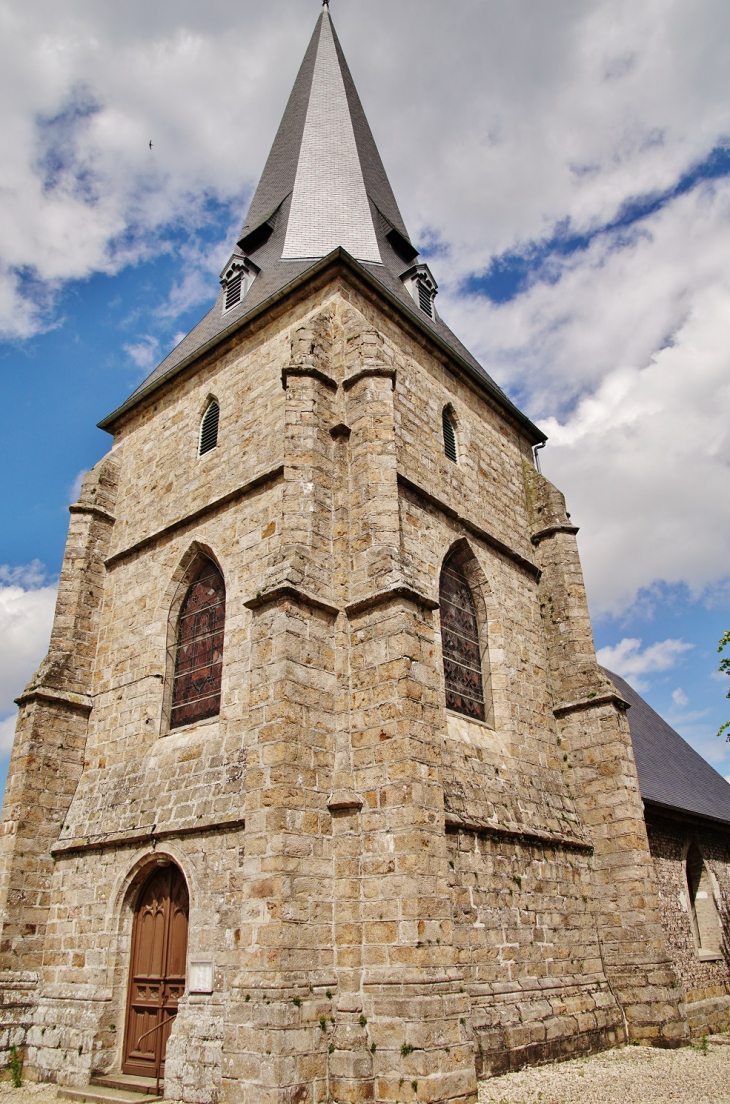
[345,585,439,617]
[105,465,284,569]
[244,584,340,617]
[244,582,439,619]
[14,685,92,714]
[51,816,246,856]
[553,691,628,718]
[531,523,580,544]
[281,365,338,391]
[327,791,364,813]
[397,473,541,581]
[342,366,396,391]
[444,811,593,854]
[68,504,116,525]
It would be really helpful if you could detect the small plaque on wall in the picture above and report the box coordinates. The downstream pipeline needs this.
[188,961,214,994]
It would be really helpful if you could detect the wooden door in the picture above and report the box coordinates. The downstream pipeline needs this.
[123,864,189,1078]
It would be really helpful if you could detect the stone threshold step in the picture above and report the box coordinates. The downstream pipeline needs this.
[91,1074,161,1094]
[59,1087,162,1104]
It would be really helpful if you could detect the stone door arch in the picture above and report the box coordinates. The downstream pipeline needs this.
[123,862,189,1079]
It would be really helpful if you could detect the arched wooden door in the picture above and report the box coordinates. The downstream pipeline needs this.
[123,863,189,1079]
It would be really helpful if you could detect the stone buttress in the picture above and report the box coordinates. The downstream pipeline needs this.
[0,457,118,1066]
[523,464,689,1048]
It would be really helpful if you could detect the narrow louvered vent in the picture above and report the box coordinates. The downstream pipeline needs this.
[199,401,220,456]
[225,271,243,311]
[443,409,457,463]
[418,280,434,318]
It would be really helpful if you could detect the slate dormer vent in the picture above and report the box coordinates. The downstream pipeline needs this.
[221,257,259,315]
[401,264,438,321]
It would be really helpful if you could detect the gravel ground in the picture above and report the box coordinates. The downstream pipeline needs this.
[479,1036,730,1104]
[0,1084,59,1104]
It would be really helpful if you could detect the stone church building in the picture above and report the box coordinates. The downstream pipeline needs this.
[2,7,730,1103]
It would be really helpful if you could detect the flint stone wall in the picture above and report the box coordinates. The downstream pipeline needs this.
[646,807,730,1036]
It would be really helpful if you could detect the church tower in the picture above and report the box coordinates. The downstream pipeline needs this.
[0,8,690,1103]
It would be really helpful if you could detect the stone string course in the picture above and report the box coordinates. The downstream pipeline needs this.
[0,268,724,1102]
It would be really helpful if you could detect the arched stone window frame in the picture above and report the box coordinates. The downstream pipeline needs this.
[160,545,226,735]
[685,841,723,960]
[438,540,494,728]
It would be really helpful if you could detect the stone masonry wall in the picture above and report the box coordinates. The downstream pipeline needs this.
[645,808,730,1036]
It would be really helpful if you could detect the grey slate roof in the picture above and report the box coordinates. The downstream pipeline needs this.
[603,667,730,826]
[100,12,545,441]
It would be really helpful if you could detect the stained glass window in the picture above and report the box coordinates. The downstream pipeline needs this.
[170,560,225,730]
[440,556,485,721]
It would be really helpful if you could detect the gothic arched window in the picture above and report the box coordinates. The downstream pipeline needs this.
[439,554,485,721]
[170,560,226,730]
[686,843,722,956]
[199,400,220,457]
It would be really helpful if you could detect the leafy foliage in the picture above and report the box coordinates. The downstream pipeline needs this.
[717,631,730,739]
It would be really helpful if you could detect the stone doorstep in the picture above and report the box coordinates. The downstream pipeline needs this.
[89,1074,161,1094]
[59,1091,162,1104]
[59,1078,163,1104]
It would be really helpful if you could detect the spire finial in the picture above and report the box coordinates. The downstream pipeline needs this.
[322,0,329,8]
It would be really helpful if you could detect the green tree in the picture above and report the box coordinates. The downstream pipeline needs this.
[717,631,730,739]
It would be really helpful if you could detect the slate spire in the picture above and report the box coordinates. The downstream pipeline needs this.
[238,8,412,266]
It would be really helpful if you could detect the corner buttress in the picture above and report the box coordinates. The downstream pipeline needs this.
[0,453,119,1060]
[523,461,689,1047]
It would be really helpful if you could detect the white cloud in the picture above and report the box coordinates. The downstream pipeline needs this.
[0,564,57,721]
[0,559,50,589]
[124,335,160,370]
[672,688,689,708]
[446,179,730,614]
[0,716,17,755]
[68,469,89,505]
[596,636,693,690]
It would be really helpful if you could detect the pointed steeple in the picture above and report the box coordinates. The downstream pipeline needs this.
[282,13,381,262]
[238,9,412,266]
[102,9,542,445]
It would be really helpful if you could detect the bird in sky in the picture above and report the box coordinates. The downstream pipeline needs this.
[149,140,153,150]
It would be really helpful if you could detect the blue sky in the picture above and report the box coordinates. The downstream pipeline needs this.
[1,0,730,800]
